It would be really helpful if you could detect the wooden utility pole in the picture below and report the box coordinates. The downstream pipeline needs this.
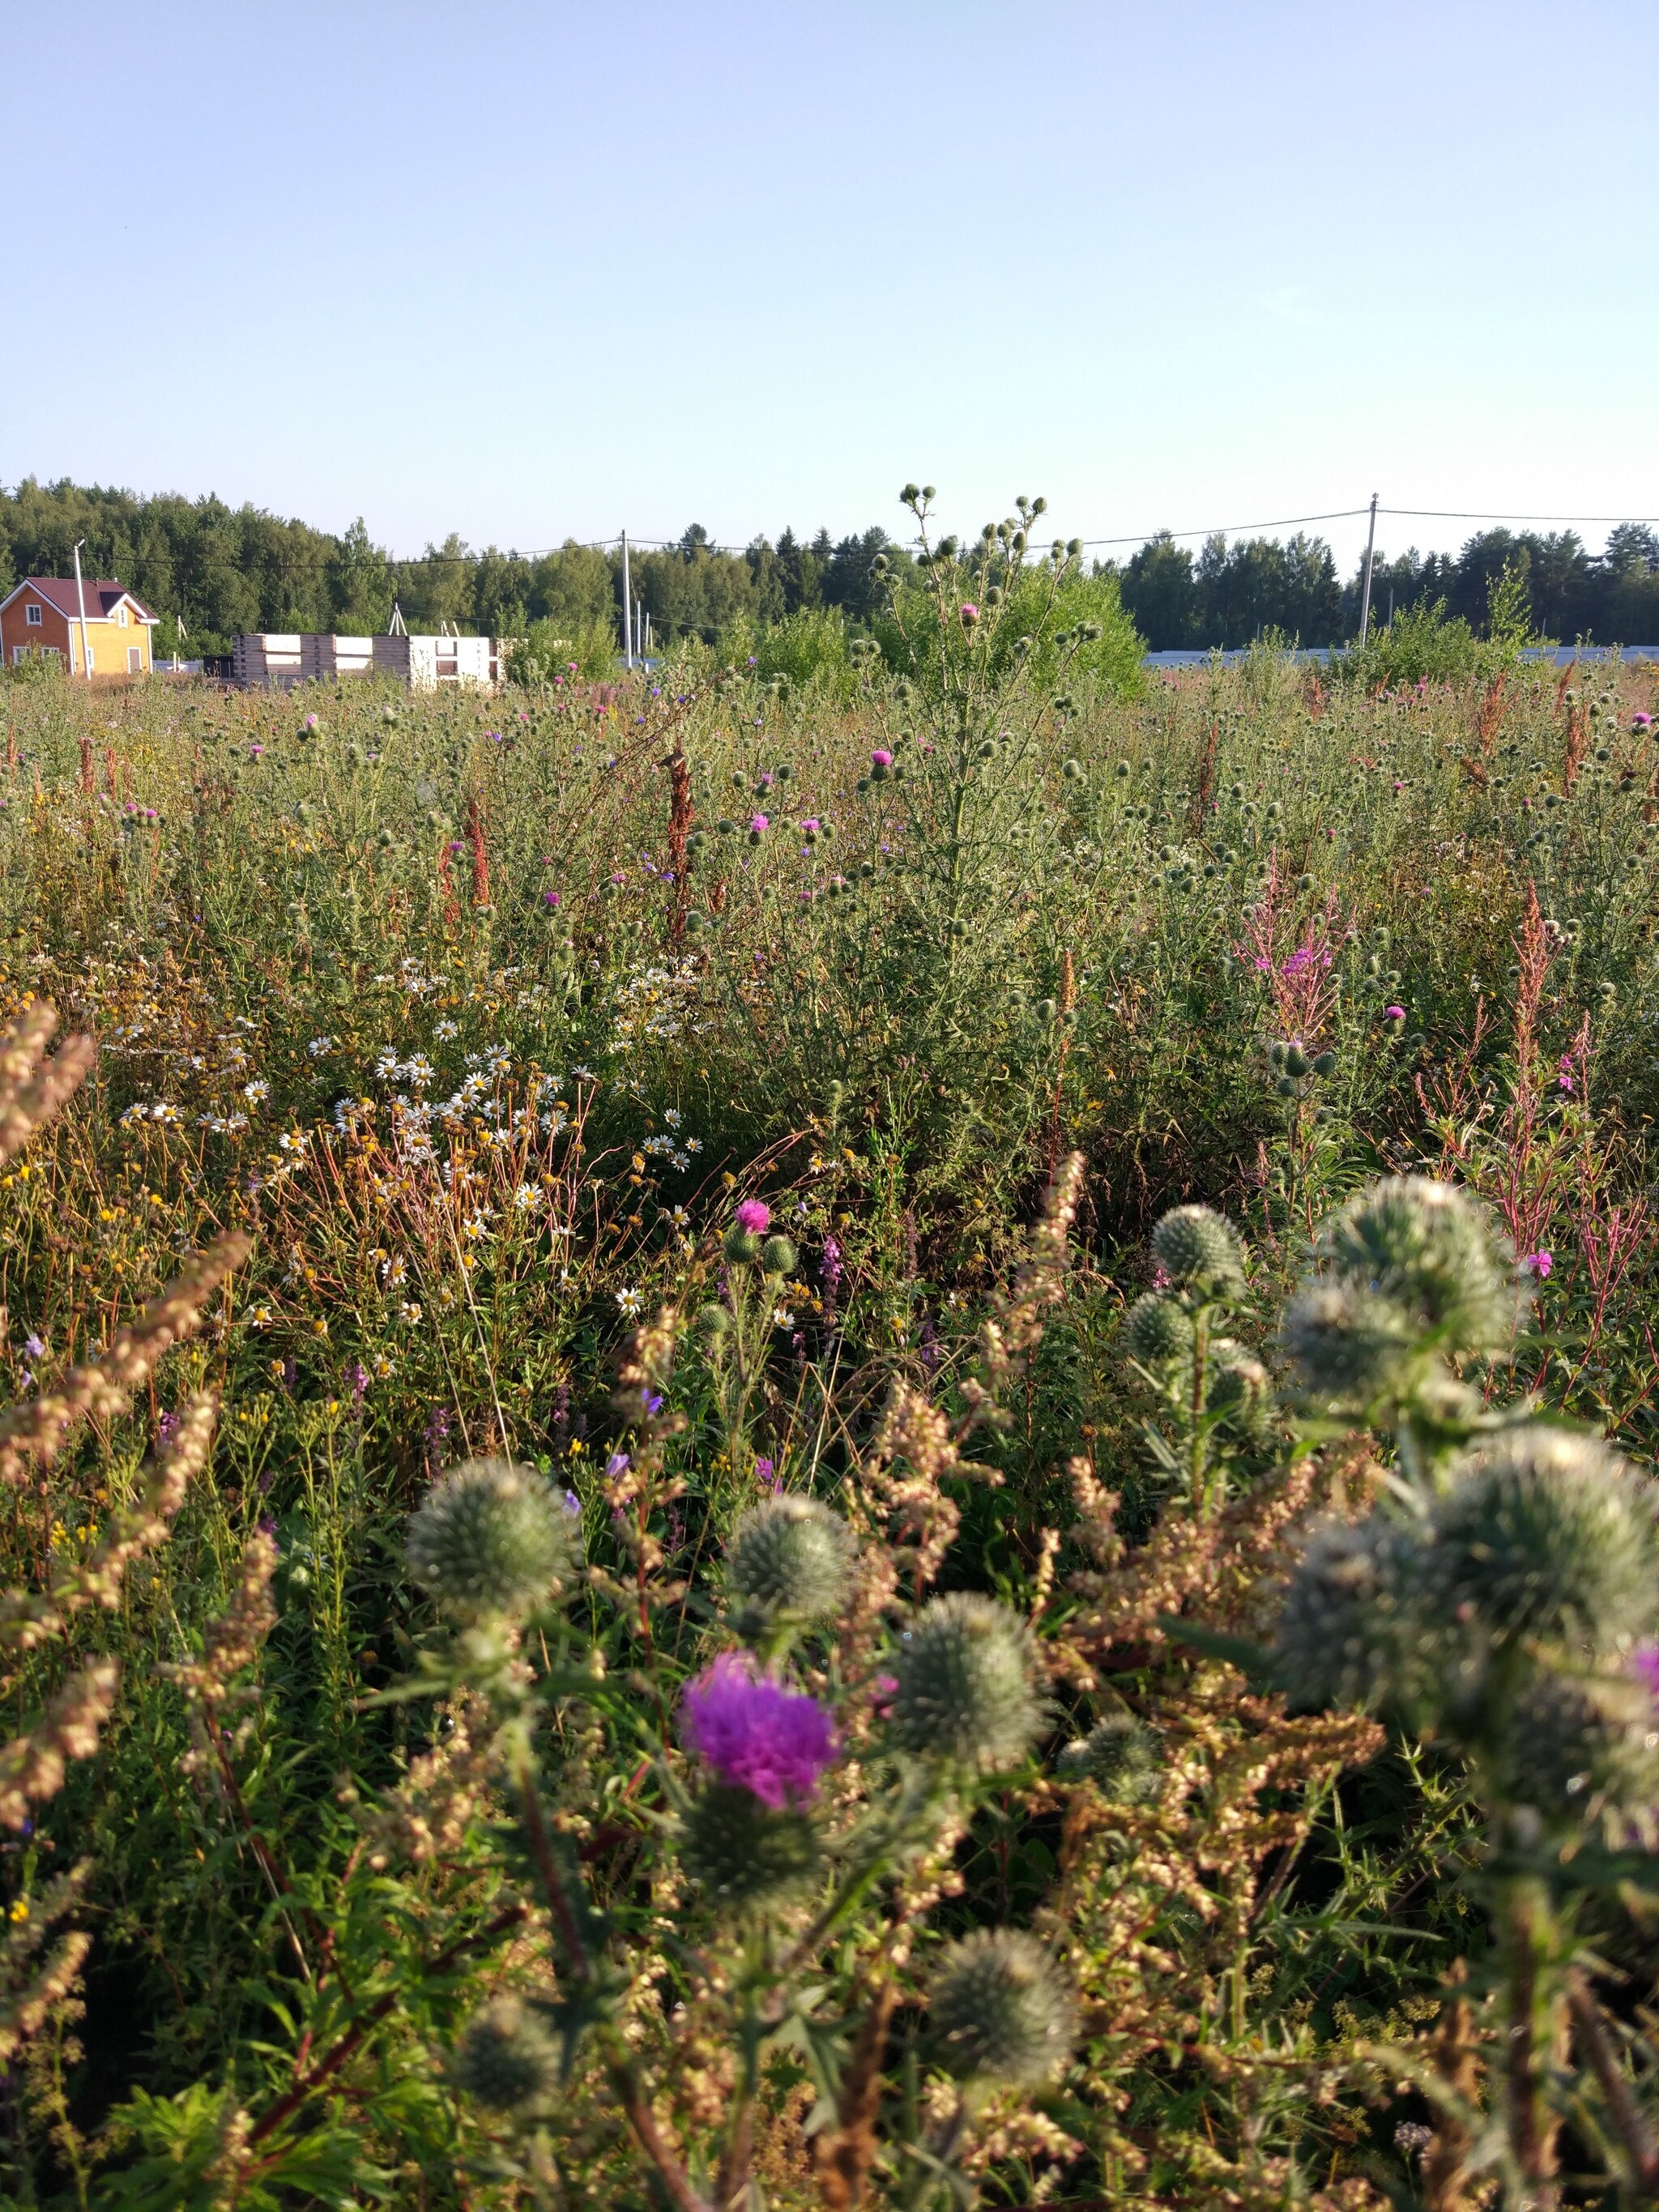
[1358,492,1380,646]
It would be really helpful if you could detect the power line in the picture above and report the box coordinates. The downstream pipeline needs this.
[1382,506,1659,526]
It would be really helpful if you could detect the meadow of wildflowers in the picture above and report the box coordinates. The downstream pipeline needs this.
[0,510,1657,2208]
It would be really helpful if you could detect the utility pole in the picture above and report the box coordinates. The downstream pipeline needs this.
[621,531,633,667]
[71,540,93,679]
[1357,492,1379,647]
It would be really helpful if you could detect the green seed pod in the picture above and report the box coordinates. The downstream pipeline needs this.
[760,1234,799,1276]
[727,1494,854,1631]
[1430,1426,1659,1661]
[889,1593,1045,1772]
[679,1781,821,1911]
[1284,1044,1309,1078]
[928,1930,1076,2086]
[1311,1050,1338,1077]
[1124,1293,1195,1367]
[1269,1040,1288,1068]
[1317,1176,1517,1357]
[1149,1205,1247,1293]
[1058,1711,1160,1803]
[1275,1074,1301,1098]
[1274,1512,1431,1711]
[1280,1277,1420,1409]
[450,1996,563,2116]
[723,1224,761,1264]
[407,1458,576,1622]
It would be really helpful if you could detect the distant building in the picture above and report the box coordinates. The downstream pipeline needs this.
[232,631,502,690]
[0,578,156,676]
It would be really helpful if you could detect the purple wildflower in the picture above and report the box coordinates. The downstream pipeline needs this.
[735,1199,771,1237]
[1522,1251,1554,1280]
[870,748,893,769]
[643,1390,664,1416]
[1633,1643,1659,1700]
[605,1451,631,1481]
[23,1334,45,1360]
[749,812,770,833]
[680,1653,835,1807]
[1384,1004,1406,1021]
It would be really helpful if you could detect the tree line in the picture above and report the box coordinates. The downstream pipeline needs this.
[1113,522,1659,650]
[3,477,1656,656]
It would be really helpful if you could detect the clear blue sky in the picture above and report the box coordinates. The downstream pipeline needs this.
[5,0,1656,573]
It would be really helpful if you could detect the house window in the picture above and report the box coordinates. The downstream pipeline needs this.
[117,604,130,627]
[25,603,41,626]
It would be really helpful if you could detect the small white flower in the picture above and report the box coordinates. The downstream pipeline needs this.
[773,1306,795,1329]
[306,1035,333,1057]
[398,1300,423,1324]
[670,1205,689,1228]
[434,1018,459,1040]
[242,1078,270,1102]
[616,1286,642,1317]
[572,1064,595,1082]
[513,1183,544,1212]
[463,1211,493,1242]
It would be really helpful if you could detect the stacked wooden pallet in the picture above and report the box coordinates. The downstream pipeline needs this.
[231,633,305,686]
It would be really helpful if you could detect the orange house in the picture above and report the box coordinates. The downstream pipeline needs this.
[0,577,157,676]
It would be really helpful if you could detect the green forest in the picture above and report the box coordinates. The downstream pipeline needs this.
[3,475,1658,657]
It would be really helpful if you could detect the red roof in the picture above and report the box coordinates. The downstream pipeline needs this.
[3,578,156,622]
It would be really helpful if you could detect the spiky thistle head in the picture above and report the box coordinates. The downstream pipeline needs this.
[1124,1293,1194,1368]
[1273,1512,1432,1712]
[677,1780,821,1912]
[1206,1337,1272,1433]
[1280,1276,1423,1411]
[1149,1204,1247,1294]
[887,1593,1045,1773]
[1317,1175,1520,1357]
[450,1996,562,2116]
[1058,1710,1161,1804]
[1499,1669,1659,1832]
[726,1494,855,1634]
[928,1930,1076,2086]
[1429,1426,1659,1663]
[407,1457,577,1622]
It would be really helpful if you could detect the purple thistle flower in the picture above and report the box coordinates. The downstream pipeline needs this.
[680,1653,835,1807]
[1384,1004,1406,1021]
[1633,1643,1659,1700]
[735,1199,771,1236]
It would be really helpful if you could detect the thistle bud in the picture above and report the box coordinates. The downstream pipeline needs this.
[727,1494,854,1630]
[1280,1277,1418,1409]
[888,1593,1045,1772]
[1284,1044,1309,1078]
[1058,1710,1159,1802]
[1429,1427,1659,1660]
[1149,1205,1247,1293]
[1311,1050,1338,1076]
[1317,1176,1517,1357]
[450,1997,562,2115]
[407,1458,577,1622]
[1274,1511,1430,1711]
[1503,1669,1659,1829]
[697,1301,731,1339]
[678,1780,821,1911]
[1206,1338,1271,1431]
[928,1930,1076,2086]
[760,1234,798,1276]
[1124,1293,1194,1367]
